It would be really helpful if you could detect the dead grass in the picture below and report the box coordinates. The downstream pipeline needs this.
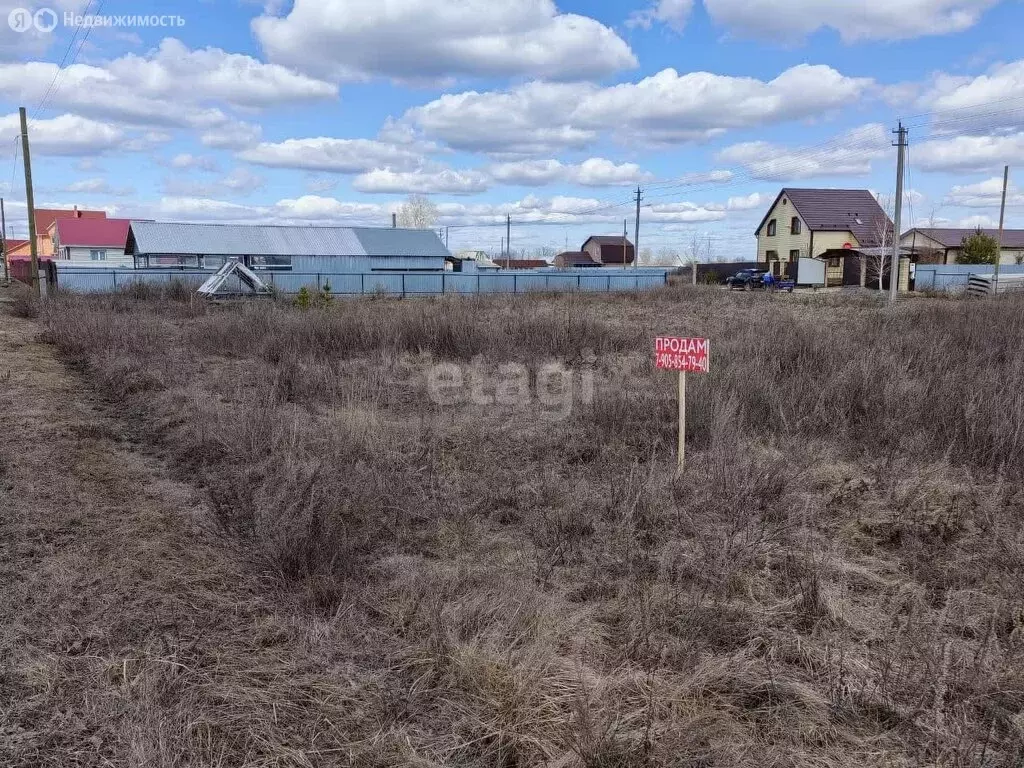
[6,286,1024,766]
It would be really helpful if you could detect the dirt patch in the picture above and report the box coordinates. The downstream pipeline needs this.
[0,313,369,766]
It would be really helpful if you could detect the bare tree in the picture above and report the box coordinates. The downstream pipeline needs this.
[396,194,438,229]
[865,194,895,290]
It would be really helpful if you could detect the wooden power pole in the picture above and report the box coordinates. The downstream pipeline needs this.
[19,107,39,296]
[995,165,1009,289]
[1,197,7,282]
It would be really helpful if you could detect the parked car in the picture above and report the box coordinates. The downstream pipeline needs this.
[724,268,768,290]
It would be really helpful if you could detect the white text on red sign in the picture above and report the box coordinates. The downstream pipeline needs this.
[654,337,710,373]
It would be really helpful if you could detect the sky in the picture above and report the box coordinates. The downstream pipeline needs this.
[1,0,1024,261]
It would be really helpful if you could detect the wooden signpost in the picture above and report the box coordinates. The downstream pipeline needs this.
[655,336,710,473]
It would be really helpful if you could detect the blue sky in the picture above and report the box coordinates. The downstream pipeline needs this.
[1,0,1023,260]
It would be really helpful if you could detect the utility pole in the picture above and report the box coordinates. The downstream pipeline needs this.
[889,122,907,304]
[634,186,643,269]
[506,214,511,268]
[445,226,449,250]
[19,107,39,297]
[995,165,1009,289]
[1,197,7,283]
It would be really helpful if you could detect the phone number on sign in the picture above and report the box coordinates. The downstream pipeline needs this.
[654,353,709,373]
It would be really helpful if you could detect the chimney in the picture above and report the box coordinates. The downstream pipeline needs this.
[392,212,397,228]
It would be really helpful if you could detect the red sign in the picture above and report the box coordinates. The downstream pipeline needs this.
[842,242,853,250]
[655,337,710,373]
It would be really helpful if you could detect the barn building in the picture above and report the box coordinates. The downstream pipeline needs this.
[125,221,450,274]
[581,236,635,266]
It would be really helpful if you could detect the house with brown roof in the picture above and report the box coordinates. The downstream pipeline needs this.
[554,251,600,268]
[581,235,634,266]
[901,228,1024,265]
[755,189,893,283]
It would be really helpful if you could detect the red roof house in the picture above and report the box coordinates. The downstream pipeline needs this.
[52,218,134,263]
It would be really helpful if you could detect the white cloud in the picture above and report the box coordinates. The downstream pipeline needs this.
[913,133,1024,173]
[170,153,220,172]
[717,124,889,180]
[945,176,1024,207]
[723,192,768,211]
[58,178,135,196]
[405,64,871,153]
[200,121,263,150]
[406,83,597,156]
[253,0,636,82]
[239,136,426,173]
[352,168,490,195]
[628,0,694,31]
[702,0,998,42]
[958,214,999,227]
[489,157,653,187]
[0,112,124,156]
[677,170,734,185]
[916,59,1024,135]
[648,202,727,223]
[0,39,334,149]
[163,168,266,197]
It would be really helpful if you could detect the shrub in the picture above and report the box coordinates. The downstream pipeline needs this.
[958,227,999,265]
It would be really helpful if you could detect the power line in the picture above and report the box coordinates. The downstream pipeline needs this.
[31,0,103,123]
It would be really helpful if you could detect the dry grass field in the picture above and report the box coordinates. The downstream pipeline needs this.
[4,283,1024,767]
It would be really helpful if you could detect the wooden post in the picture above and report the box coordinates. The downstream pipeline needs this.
[678,371,686,473]
[19,107,40,297]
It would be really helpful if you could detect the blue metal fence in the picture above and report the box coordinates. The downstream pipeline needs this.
[914,264,1024,292]
[54,268,670,296]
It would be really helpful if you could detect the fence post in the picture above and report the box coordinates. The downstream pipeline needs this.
[112,271,117,289]
[477,274,481,294]
[607,276,612,293]
[577,275,581,291]
[402,273,406,298]
[513,274,517,294]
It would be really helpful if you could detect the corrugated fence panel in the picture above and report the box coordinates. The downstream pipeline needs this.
[915,264,1024,292]
[54,266,670,296]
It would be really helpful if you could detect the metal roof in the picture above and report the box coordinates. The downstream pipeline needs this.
[351,227,450,258]
[756,189,892,246]
[55,217,132,248]
[126,221,449,258]
[906,228,1024,249]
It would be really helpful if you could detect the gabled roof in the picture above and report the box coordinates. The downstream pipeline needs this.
[54,217,132,248]
[35,207,107,234]
[905,228,1024,249]
[3,238,29,252]
[757,189,892,246]
[555,251,600,267]
[582,235,634,248]
[126,222,450,258]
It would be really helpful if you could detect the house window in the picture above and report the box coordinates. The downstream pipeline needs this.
[767,219,777,237]
[766,250,778,261]
[791,217,801,235]
[828,257,842,269]
[89,249,107,261]
[790,249,800,261]
[141,254,201,268]
[248,255,292,271]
